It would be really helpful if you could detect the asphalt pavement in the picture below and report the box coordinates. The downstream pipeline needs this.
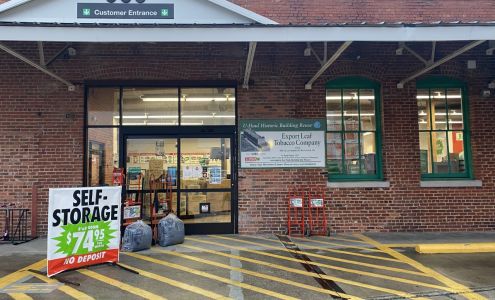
[1,232,494,300]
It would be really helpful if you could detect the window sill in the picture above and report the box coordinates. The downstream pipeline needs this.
[328,181,390,189]
[420,180,482,188]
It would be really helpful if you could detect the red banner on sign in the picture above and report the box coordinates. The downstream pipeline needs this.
[47,249,118,277]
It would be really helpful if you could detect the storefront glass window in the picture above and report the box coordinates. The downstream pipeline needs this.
[417,80,471,179]
[326,77,382,180]
[86,85,236,187]
[180,138,231,190]
[122,88,179,126]
[87,128,119,186]
[180,88,236,126]
[87,88,120,126]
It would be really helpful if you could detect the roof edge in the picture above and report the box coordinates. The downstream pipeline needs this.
[207,0,278,24]
[0,0,32,13]
[0,0,279,25]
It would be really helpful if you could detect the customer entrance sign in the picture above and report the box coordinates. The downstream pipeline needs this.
[47,187,121,277]
[240,119,326,168]
[77,3,174,19]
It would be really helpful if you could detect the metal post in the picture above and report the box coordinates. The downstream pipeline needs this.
[31,185,38,238]
[305,41,353,90]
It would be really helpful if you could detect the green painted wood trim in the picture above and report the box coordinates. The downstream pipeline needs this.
[326,76,380,89]
[326,76,383,181]
[417,77,473,180]
[416,76,467,89]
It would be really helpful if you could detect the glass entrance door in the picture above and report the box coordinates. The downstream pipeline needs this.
[124,136,235,234]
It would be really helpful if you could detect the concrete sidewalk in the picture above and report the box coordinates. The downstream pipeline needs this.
[2,231,495,255]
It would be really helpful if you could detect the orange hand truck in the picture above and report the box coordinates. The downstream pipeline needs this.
[285,186,305,236]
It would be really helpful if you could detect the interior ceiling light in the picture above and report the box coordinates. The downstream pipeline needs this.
[181,115,235,119]
[326,96,375,100]
[140,95,234,102]
[114,115,177,119]
[184,97,230,102]
[434,112,463,116]
[434,120,464,124]
[416,95,461,99]
[181,122,205,126]
[117,114,234,119]
[140,96,178,102]
[327,112,375,117]
[418,120,463,124]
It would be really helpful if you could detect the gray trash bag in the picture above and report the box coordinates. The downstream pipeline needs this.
[121,220,152,252]
[157,213,185,247]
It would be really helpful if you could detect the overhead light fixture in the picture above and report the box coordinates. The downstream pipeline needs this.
[140,95,234,102]
[434,111,463,116]
[434,120,464,124]
[147,115,178,119]
[183,97,231,102]
[326,96,375,100]
[146,122,178,126]
[181,115,235,119]
[181,122,205,126]
[417,111,462,117]
[122,122,147,126]
[114,115,178,119]
[327,112,375,117]
[140,96,178,102]
[416,95,461,99]
[118,114,235,120]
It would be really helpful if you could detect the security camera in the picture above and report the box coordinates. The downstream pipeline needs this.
[67,47,77,57]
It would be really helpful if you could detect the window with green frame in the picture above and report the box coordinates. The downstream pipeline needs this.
[417,77,472,179]
[326,77,382,181]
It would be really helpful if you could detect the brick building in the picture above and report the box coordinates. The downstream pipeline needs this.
[0,0,494,236]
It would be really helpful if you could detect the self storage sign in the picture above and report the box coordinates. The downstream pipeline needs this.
[47,187,121,277]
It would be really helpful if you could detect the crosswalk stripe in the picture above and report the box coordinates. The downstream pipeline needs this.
[118,262,231,300]
[123,252,299,300]
[295,236,384,252]
[186,237,447,299]
[211,236,452,291]
[315,236,371,244]
[153,247,362,300]
[0,260,46,289]
[28,271,94,300]
[203,236,428,277]
[77,269,167,300]
[8,293,33,300]
[355,234,488,300]
[254,235,405,263]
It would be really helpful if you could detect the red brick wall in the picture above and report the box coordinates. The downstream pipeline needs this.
[240,41,495,233]
[0,41,494,235]
[230,0,495,24]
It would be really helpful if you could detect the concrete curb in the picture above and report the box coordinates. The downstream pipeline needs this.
[416,243,495,254]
